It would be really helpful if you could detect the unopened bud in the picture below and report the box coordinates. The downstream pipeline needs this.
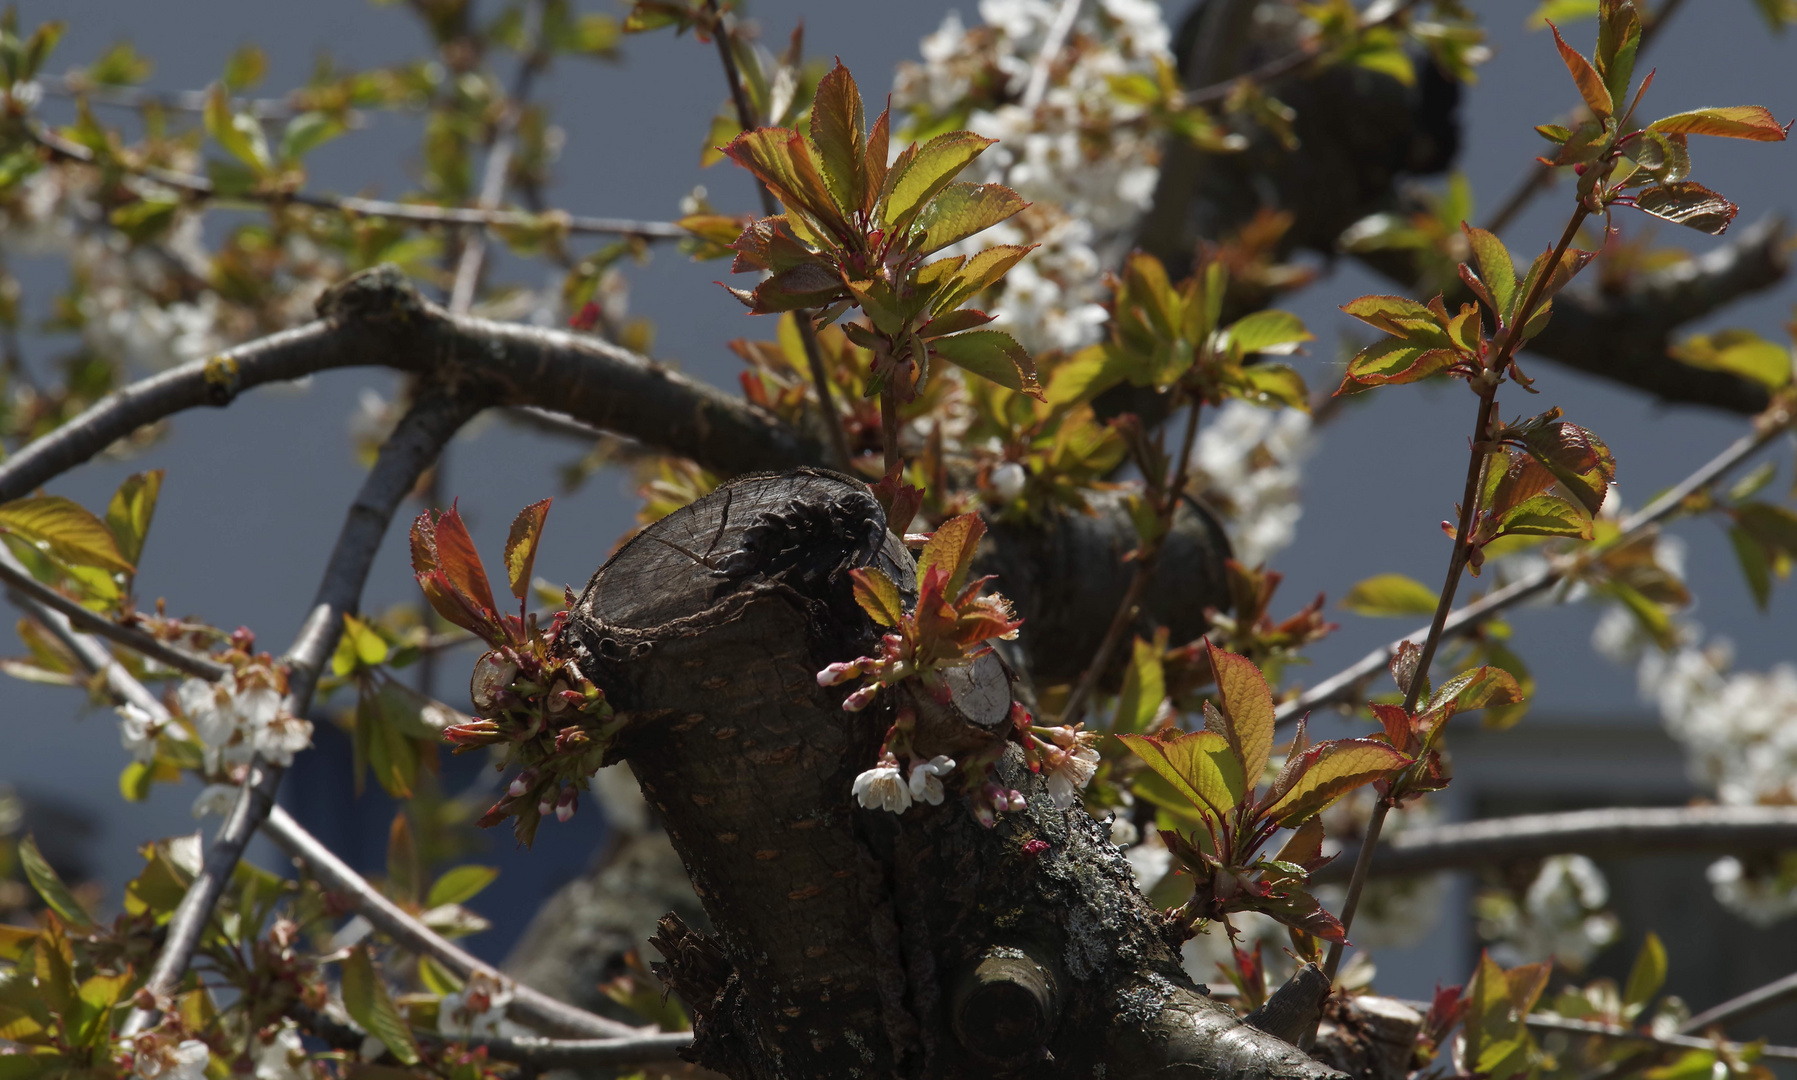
[843,684,879,712]
[555,786,579,823]
[508,769,537,798]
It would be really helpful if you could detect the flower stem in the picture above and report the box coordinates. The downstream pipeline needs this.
[881,388,902,474]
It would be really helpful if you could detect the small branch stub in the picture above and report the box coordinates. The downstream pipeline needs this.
[950,945,1062,1069]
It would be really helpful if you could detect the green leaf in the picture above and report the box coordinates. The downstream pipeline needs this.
[881,130,996,236]
[0,495,134,573]
[1727,462,1779,504]
[1593,0,1640,108]
[18,835,95,931]
[1342,573,1439,617]
[913,183,1027,255]
[1339,294,1442,338]
[1632,182,1739,235]
[1518,419,1616,514]
[332,614,391,677]
[340,945,421,1065]
[222,44,267,90]
[1624,931,1667,1010]
[1549,22,1612,117]
[1263,738,1409,826]
[1115,635,1165,733]
[278,111,346,162]
[1045,344,1132,406]
[1224,310,1312,354]
[1463,226,1517,320]
[1735,501,1797,557]
[1116,730,1246,821]
[809,61,866,217]
[1669,328,1791,390]
[934,244,1034,314]
[203,83,270,174]
[917,513,985,599]
[722,127,845,239]
[1649,106,1790,141]
[104,470,162,570]
[1496,494,1593,540]
[427,865,500,909]
[503,499,551,602]
[1239,364,1309,410]
[1528,1,1598,29]
[1338,340,1455,391]
[1207,640,1274,788]
[1731,527,1774,612]
[930,330,1040,395]
[850,566,905,627]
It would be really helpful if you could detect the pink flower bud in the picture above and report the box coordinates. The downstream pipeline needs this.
[843,684,880,712]
[556,786,578,823]
[1023,839,1050,857]
[538,788,557,816]
[508,769,536,798]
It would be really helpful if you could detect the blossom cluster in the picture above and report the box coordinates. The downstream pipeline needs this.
[891,0,1179,357]
[1476,854,1621,971]
[1189,400,1316,567]
[116,658,312,774]
[1595,599,1797,924]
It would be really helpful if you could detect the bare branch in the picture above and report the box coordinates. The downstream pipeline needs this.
[1021,0,1085,110]
[122,387,481,1035]
[262,806,645,1040]
[289,1002,691,1068]
[1682,970,1797,1037]
[1276,399,1796,726]
[1313,806,1797,883]
[34,75,371,121]
[0,266,821,505]
[1379,999,1797,1063]
[0,556,229,681]
[28,122,684,240]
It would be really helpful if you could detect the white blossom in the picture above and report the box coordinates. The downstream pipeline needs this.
[1707,856,1797,928]
[1479,854,1619,971]
[1045,743,1100,808]
[853,757,913,813]
[438,973,527,1040]
[175,670,312,772]
[991,461,1028,502]
[133,1038,210,1080]
[252,1022,310,1080]
[1190,401,1315,566]
[191,783,239,819]
[117,703,163,762]
[908,755,957,805]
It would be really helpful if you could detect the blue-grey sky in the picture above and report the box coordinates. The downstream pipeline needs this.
[7,0,1797,981]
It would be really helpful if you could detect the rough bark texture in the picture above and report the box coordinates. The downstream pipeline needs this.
[562,468,1343,1080]
[981,492,1233,685]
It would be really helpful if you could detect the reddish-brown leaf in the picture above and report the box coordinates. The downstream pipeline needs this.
[1549,22,1613,118]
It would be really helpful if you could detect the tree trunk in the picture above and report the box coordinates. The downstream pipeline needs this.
[561,467,1342,1080]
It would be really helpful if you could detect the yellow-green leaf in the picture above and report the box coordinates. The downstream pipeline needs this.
[1624,931,1667,1010]
[850,567,905,627]
[427,865,499,909]
[1263,738,1409,825]
[917,514,985,599]
[930,330,1039,396]
[1115,635,1165,733]
[1224,310,1312,355]
[1670,329,1791,391]
[0,496,134,574]
[914,182,1027,255]
[1116,730,1246,821]
[340,945,421,1065]
[882,130,996,235]
[1549,22,1612,117]
[1206,640,1274,786]
[1649,106,1790,142]
[103,470,163,570]
[1342,573,1439,617]
[18,835,95,931]
[503,499,552,602]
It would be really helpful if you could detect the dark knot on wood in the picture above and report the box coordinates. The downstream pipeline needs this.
[949,945,1062,1069]
[315,263,430,325]
[1244,962,1332,1046]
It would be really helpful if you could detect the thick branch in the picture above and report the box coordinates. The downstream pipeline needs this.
[262,807,643,1040]
[1312,806,1797,883]
[0,265,820,505]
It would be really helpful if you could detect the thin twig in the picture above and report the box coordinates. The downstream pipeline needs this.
[1183,0,1428,106]
[34,75,375,122]
[0,555,230,680]
[1322,206,1591,983]
[263,807,645,1040]
[289,1002,690,1067]
[1021,0,1084,110]
[704,0,853,470]
[1311,805,1797,883]
[28,122,683,240]
[449,0,548,315]
[1380,999,1797,1063]
[1481,0,1692,235]
[1275,397,1795,727]
[1682,970,1797,1037]
[1061,399,1203,725]
[121,388,482,1035]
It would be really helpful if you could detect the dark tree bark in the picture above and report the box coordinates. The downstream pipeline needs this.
[560,468,1341,1080]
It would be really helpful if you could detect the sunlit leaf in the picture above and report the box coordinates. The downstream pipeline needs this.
[1649,106,1790,142]
[850,567,904,627]
[1116,635,1165,733]
[881,130,996,235]
[341,946,421,1064]
[1225,310,1313,354]
[503,499,551,602]
[1669,328,1792,390]
[1206,640,1274,787]
[930,330,1040,396]
[0,496,134,574]
[1496,494,1593,539]
[1548,22,1612,117]
[810,61,866,216]
[103,470,163,571]
[1116,729,1246,821]
[1342,573,1439,617]
[1263,738,1409,825]
[913,183,1027,255]
[1624,931,1667,1011]
[18,835,95,931]
[917,513,985,600]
